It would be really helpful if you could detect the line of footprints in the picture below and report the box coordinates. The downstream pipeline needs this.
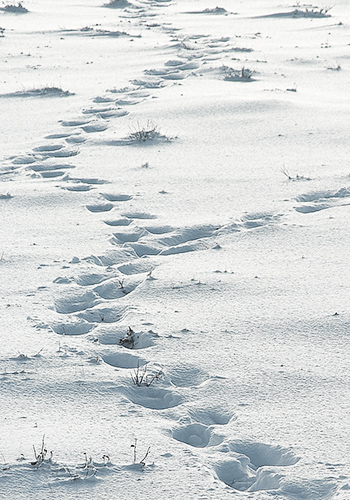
[3,1,300,490]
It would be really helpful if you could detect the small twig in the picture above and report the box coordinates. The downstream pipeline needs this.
[131,362,148,386]
[139,446,151,465]
[131,438,137,464]
[120,326,135,348]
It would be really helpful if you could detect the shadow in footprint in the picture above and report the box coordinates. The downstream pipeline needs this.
[111,228,148,244]
[102,193,133,202]
[86,203,114,212]
[104,218,132,227]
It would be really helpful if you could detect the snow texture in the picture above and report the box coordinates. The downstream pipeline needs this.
[0,0,349,498]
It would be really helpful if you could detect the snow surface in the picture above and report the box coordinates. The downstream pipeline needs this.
[1,0,350,498]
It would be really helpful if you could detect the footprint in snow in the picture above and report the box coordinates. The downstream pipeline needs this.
[122,386,183,410]
[12,155,36,165]
[294,187,350,214]
[188,406,234,426]
[84,247,138,267]
[143,224,174,234]
[101,193,133,202]
[207,441,299,492]
[168,362,210,387]
[110,228,148,244]
[93,95,114,103]
[93,276,142,299]
[38,170,66,178]
[131,78,165,89]
[28,163,75,173]
[66,176,109,185]
[33,144,64,152]
[73,270,116,286]
[121,211,156,220]
[117,260,155,275]
[54,289,101,314]
[50,319,95,335]
[172,422,224,448]
[66,135,86,144]
[82,105,116,115]
[104,218,132,227]
[45,133,72,139]
[81,122,109,133]
[64,183,93,191]
[40,148,79,158]
[60,118,91,127]
[95,326,155,348]
[86,203,114,212]
[102,351,146,369]
[77,304,129,324]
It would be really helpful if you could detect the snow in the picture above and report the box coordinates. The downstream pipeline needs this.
[1,0,350,498]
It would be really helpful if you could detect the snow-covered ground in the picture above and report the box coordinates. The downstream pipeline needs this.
[1,0,349,498]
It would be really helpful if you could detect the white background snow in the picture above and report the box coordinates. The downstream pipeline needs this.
[0,0,349,498]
